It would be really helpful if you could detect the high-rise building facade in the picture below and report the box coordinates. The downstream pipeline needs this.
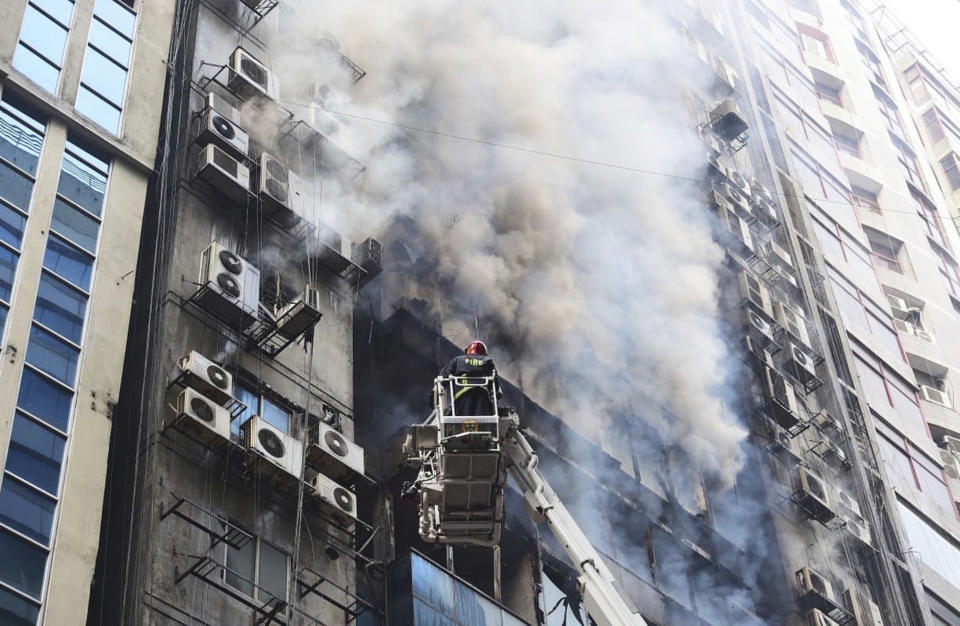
[0,1,175,624]
[81,1,960,626]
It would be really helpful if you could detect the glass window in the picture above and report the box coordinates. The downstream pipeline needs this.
[0,161,36,212]
[50,198,99,253]
[854,355,889,409]
[0,202,28,249]
[78,48,127,106]
[411,553,455,615]
[74,89,121,135]
[76,0,135,133]
[0,585,40,625]
[6,412,66,495]
[896,501,960,588]
[94,0,136,37]
[87,19,131,62]
[43,235,93,291]
[13,1,75,94]
[0,246,18,302]
[231,384,258,438]
[225,536,255,596]
[57,151,107,217]
[0,103,45,175]
[0,479,56,545]
[34,272,87,344]
[25,325,80,386]
[32,0,75,24]
[940,153,960,190]
[18,6,69,67]
[0,527,47,598]
[0,304,7,339]
[12,46,60,94]
[261,398,290,434]
[258,542,287,602]
[17,368,73,431]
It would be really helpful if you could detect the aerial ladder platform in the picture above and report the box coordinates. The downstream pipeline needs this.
[403,374,648,626]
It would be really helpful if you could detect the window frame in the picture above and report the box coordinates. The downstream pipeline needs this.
[222,533,290,606]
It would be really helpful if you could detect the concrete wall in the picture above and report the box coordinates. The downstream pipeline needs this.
[0,0,175,622]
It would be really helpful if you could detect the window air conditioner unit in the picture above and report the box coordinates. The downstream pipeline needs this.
[943,435,960,455]
[769,426,800,463]
[812,411,842,437]
[765,367,799,428]
[774,301,810,346]
[834,488,862,519]
[886,294,908,314]
[169,387,231,444]
[228,48,278,100]
[938,448,959,480]
[352,238,383,278]
[823,443,847,468]
[258,153,307,225]
[720,181,751,217]
[719,206,754,253]
[796,566,835,605]
[744,307,776,346]
[743,336,773,369]
[178,350,233,405]
[728,169,752,197]
[914,327,934,342]
[308,422,365,480]
[783,342,818,387]
[710,99,747,142]
[805,609,841,626]
[196,144,250,204]
[795,466,834,522]
[843,514,872,546]
[273,285,322,341]
[750,177,776,205]
[311,224,351,273]
[768,240,794,268]
[739,272,771,314]
[198,96,249,160]
[242,416,303,479]
[892,318,913,335]
[312,472,358,525]
[197,242,261,329]
[841,589,882,626]
[920,385,951,407]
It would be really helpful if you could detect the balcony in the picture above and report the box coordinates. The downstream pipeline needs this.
[839,152,884,195]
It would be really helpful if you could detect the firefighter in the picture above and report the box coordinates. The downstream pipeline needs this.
[440,340,501,416]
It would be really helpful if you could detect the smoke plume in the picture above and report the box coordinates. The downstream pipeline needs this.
[268,1,748,486]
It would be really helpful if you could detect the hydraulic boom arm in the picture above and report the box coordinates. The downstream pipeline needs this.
[501,422,648,626]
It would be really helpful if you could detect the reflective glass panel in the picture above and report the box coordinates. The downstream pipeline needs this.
[18,6,69,68]
[17,368,74,431]
[0,161,35,212]
[79,48,126,105]
[32,0,75,25]
[25,325,80,386]
[0,479,56,545]
[6,412,66,495]
[0,246,17,302]
[75,88,121,134]
[231,384,257,438]
[0,106,44,175]
[0,528,47,598]
[88,19,131,65]
[413,599,457,626]
[225,537,255,596]
[411,554,455,616]
[57,151,107,216]
[12,45,59,94]
[43,235,93,291]
[0,304,7,338]
[50,198,98,253]
[0,202,28,249]
[261,398,289,434]
[34,272,87,344]
[94,0,136,37]
[0,584,40,626]
[258,542,287,602]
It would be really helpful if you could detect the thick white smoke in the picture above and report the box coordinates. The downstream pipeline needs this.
[267,0,749,486]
